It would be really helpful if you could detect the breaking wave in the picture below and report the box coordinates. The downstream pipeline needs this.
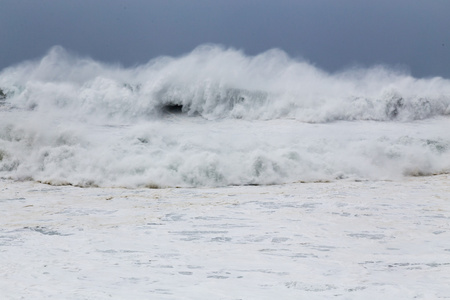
[1,45,449,122]
[0,45,449,187]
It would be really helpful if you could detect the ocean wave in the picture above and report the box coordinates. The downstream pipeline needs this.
[1,45,450,187]
[0,114,449,187]
[1,45,449,122]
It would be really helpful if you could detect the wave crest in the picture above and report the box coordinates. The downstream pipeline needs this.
[1,45,449,122]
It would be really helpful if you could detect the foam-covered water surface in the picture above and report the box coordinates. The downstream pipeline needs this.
[0,175,449,299]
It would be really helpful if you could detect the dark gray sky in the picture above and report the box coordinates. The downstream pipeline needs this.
[1,0,449,78]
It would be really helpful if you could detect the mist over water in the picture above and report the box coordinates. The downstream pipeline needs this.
[0,45,449,187]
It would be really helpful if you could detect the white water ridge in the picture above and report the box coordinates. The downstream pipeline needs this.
[0,45,449,187]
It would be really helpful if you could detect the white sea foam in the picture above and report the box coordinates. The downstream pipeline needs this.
[0,45,449,187]
[1,176,449,299]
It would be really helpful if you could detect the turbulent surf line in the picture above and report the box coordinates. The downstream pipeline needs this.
[1,45,450,122]
[0,45,449,187]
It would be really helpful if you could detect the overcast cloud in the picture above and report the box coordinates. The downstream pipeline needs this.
[1,0,449,77]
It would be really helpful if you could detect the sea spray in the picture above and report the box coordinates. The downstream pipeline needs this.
[2,45,450,122]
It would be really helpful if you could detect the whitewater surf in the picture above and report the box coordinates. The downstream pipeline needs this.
[1,45,449,187]
[1,45,450,299]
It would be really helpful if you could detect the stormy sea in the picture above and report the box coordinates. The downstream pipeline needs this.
[1,45,449,299]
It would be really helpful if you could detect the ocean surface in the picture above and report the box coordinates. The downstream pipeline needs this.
[1,46,450,299]
[1,175,449,299]
[1,45,449,188]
